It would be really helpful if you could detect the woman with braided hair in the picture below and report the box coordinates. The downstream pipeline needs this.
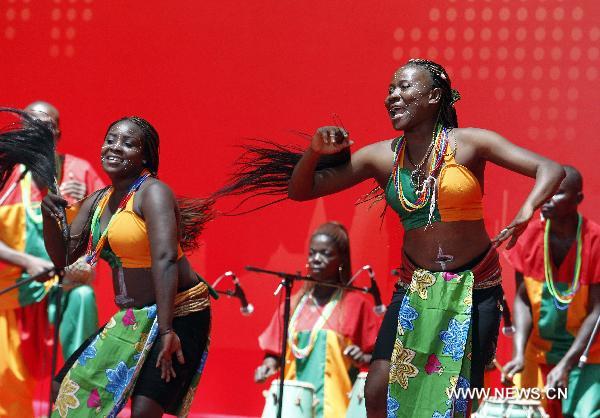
[41,116,216,417]
[218,59,564,417]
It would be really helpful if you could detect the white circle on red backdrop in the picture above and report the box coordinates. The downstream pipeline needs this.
[464,28,475,42]
[462,47,474,60]
[495,88,505,100]
[446,8,458,21]
[444,47,455,60]
[428,28,439,42]
[533,47,544,60]
[410,28,421,41]
[567,88,579,101]
[409,47,420,57]
[516,7,528,21]
[393,47,403,61]
[514,47,526,61]
[515,28,527,42]
[549,67,560,80]
[51,27,60,40]
[394,28,404,41]
[481,28,492,41]
[6,8,16,20]
[82,8,93,21]
[565,127,576,141]
[427,46,438,59]
[478,66,490,80]
[51,8,61,20]
[552,27,564,41]
[460,67,472,79]
[513,67,525,80]
[511,88,524,101]
[481,8,493,21]
[429,8,440,21]
[532,66,543,80]
[446,28,456,41]
[499,7,510,21]
[572,7,584,21]
[530,87,542,101]
[497,47,508,60]
[568,67,580,80]
[570,47,582,60]
[495,67,507,80]
[5,26,15,40]
[528,127,539,140]
[553,7,565,20]
[465,8,476,21]
[535,7,547,21]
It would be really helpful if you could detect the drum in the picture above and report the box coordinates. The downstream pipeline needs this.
[473,398,549,418]
[345,371,367,418]
[261,379,317,418]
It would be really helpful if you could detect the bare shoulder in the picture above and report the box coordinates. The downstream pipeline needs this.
[138,178,176,208]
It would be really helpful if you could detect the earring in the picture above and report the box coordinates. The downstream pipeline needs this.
[338,264,344,281]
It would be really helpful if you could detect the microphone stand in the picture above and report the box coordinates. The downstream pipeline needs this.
[245,265,377,418]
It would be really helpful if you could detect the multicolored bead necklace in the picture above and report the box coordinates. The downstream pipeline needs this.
[85,170,151,266]
[288,288,342,359]
[391,122,450,225]
[543,214,583,310]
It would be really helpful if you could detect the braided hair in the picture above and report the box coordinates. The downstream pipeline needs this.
[405,58,460,128]
[74,117,213,255]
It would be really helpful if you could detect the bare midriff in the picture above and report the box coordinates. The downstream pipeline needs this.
[402,219,491,271]
[111,256,199,309]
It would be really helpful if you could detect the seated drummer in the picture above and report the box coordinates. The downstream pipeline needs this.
[254,222,380,418]
[503,166,600,418]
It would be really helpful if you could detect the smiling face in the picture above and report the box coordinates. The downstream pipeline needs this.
[384,65,440,131]
[308,234,342,284]
[101,119,146,178]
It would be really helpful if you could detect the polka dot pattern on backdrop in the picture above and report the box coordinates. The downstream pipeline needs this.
[2,0,94,57]
[391,1,598,142]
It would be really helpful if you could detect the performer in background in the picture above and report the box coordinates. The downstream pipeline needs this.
[254,222,380,418]
[503,166,600,418]
[42,116,215,417]
[0,101,102,417]
[217,59,564,417]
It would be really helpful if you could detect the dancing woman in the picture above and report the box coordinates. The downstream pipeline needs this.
[218,59,564,417]
[254,222,379,418]
[42,116,215,417]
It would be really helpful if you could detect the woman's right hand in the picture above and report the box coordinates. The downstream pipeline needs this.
[311,126,353,155]
[41,192,68,223]
[254,356,278,383]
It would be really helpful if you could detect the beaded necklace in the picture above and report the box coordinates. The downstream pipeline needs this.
[288,288,342,359]
[391,123,450,225]
[543,214,583,310]
[85,170,151,266]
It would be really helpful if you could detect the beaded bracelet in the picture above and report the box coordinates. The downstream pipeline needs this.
[159,328,173,336]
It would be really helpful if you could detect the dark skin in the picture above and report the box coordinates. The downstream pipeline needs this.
[288,65,565,418]
[254,234,371,383]
[42,120,199,418]
[503,172,600,392]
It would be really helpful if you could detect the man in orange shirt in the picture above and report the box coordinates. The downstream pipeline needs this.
[0,101,103,417]
[503,166,600,418]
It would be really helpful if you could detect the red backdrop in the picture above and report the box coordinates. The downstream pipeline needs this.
[2,0,599,416]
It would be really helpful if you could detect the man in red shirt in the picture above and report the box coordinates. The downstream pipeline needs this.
[503,166,600,418]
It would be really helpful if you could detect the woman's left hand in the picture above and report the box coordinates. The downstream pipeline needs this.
[545,362,570,391]
[492,204,534,250]
[156,330,185,382]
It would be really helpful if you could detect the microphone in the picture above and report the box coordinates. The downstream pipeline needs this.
[363,265,386,316]
[226,271,254,316]
[349,265,386,316]
[213,271,254,316]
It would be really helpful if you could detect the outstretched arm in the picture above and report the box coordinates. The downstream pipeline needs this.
[288,126,381,201]
[465,128,564,248]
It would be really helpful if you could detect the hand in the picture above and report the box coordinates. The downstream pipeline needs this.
[64,257,94,286]
[59,173,86,201]
[24,255,55,278]
[344,344,367,365]
[546,363,570,391]
[156,330,185,382]
[41,192,68,223]
[311,126,354,155]
[501,355,525,386]
[254,357,278,383]
[492,204,534,250]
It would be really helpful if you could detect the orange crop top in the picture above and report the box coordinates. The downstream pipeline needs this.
[91,192,184,269]
[385,140,484,230]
